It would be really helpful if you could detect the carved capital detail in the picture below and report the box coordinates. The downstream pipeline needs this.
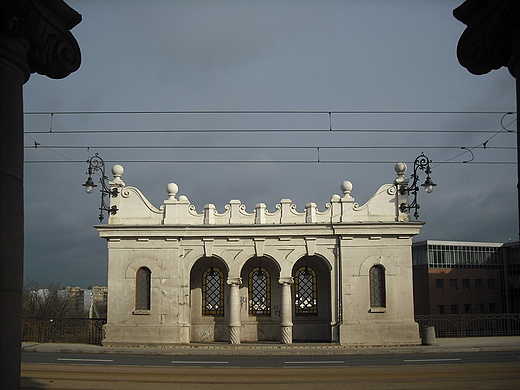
[278,277,294,286]
[454,0,520,77]
[1,0,81,81]
[226,277,242,286]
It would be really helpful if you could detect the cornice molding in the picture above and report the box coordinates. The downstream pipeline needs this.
[454,0,520,77]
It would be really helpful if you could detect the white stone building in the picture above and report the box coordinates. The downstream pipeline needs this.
[97,163,423,346]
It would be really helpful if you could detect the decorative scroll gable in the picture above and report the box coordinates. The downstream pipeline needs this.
[106,165,411,226]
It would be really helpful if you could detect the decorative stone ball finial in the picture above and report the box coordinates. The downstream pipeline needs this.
[340,180,353,198]
[394,162,407,184]
[112,164,124,178]
[111,165,124,185]
[167,183,179,200]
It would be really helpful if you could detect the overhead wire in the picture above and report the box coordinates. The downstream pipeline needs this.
[23,144,514,150]
[432,113,517,168]
[24,134,86,168]
[23,110,516,166]
[23,110,515,115]
[24,128,515,134]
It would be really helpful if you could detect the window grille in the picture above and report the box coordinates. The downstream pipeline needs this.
[295,266,317,315]
[248,267,271,315]
[370,265,386,308]
[136,267,151,310]
[202,268,224,315]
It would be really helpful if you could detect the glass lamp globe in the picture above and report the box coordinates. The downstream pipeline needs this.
[82,177,97,194]
[422,177,436,194]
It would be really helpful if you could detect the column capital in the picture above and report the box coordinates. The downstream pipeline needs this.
[454,0,520,78]
[278,277,294,286]
[226,277,242,286]
[0,0,81,82]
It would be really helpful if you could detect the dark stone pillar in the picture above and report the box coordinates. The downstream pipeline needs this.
[0,1,81,389]
[454,0,520,240]
[0,34,28,390]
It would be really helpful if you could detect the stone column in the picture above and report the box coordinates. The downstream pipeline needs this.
[0,2,81,389]
[454,0,520,240]
[279,277,294,344]
[0,31,28,390]
[227,277,242,344]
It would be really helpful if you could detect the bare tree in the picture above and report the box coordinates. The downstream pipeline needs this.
[22,280,72,318]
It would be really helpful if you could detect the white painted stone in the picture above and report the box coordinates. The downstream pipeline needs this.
[98,164,423,346]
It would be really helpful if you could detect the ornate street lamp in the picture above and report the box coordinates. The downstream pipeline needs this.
[82,153,118,222]
[399,153,437,219]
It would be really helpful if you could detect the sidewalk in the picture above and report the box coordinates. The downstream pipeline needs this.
[22,336,520,356]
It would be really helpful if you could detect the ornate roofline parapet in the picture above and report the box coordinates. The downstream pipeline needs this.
[105,164,417,226]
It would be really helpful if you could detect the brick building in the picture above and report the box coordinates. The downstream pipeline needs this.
[412,240,520,315]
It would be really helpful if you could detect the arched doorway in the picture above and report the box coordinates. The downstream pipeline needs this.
[240,256,281,342]
[292,255,332,342]
[189,256,228,342]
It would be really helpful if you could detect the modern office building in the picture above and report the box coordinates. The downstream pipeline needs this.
[412,240,520,315]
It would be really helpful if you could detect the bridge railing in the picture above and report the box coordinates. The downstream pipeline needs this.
[22,317,106,345]
[415,314,520,338]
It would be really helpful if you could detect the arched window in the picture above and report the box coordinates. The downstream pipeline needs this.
[295,266,317,315]
[248,267,271,315]
[136,267,151,310]
[370,265,386,307]
[202,267,224,315]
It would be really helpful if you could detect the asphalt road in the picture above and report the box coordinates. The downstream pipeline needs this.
[21,350,520,367]
[21,351,520,390]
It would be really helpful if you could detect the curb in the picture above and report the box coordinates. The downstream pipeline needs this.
[22,343,520,356]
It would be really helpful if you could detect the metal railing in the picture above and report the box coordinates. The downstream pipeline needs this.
[21,315,520,345]
[415,314,520,338]
[22,317,107,345]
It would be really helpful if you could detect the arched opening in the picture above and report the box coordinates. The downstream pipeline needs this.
[292,255,332,342]
[135,267,151,311]
[189,257,228,342]
[240,256,280,342]
[370,265,386,308]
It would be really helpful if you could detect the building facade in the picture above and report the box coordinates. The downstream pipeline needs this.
[61,286,84,313]
[83,286,108,318]
[412,240,520,315]
[97,163,424,346]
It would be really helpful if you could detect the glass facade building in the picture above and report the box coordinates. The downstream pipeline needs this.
[412,241,520,315]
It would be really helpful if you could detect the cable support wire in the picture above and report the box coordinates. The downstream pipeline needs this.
[23,128,518,134]
[24,159,515,165]
[23,111,516,167]
[23,145,514,150]
[23,110,517,115]
[432,113,517,168]
[25,134,85,168]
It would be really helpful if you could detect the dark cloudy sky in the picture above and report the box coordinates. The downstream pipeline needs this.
[22,1,517,288]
